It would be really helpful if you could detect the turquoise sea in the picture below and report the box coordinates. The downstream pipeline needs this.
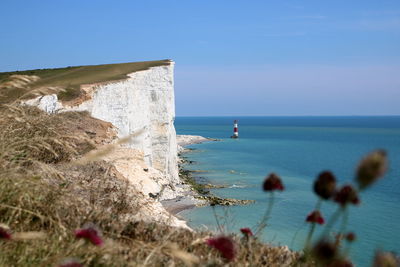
[175,116,400,266]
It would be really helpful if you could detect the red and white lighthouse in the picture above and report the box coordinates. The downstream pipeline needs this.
[231,120,239,138]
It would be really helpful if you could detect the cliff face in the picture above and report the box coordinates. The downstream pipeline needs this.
[72,62,179,185]
[25,62,180,200]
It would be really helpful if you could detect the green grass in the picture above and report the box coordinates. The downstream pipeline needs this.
[0,59,171,102]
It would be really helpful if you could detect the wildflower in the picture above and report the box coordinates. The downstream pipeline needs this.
[334,185,360,207]
[373,251,399,267]
[240,227,253,237]
[263,173,284,191]
[356,150,387,190]
[314,171,336,200]
[206,236,236,262]
[74,224,103,246]
[306,210,325,225]
[58,258,83,267]
[345,232,356,242]
[0,225,12,240]
[312,239,338,264]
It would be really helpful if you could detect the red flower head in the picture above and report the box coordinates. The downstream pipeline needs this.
[0,226,12,240]
[58,258,83,267]
[345,232,356,242]
[306,210,325,225]
[240,227,253,237]
[263,173,284,191]
[314,171,336,200]
[334,185,360,207]
[356,150,388,190]
[206,236,236,262]
[74,224,103,246]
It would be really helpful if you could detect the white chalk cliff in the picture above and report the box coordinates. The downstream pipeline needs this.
[25,61,189,227]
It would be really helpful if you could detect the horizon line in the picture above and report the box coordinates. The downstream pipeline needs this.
[175,115,400,117]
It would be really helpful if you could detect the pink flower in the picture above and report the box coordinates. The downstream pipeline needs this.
[206,236,236,262]
[263,173,284,191]
[240,227,253,237]
[306,210,325,225]
[0,226,12,240]
[74,224,103,246]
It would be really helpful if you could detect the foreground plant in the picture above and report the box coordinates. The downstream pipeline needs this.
[255,173,284,235]
[304,171,337,249]
[74,224,103,246]
[206,236,237,262]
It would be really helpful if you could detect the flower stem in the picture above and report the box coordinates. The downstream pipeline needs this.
[320,206,343,238]
[212,205,223,233]
[304,199,322,249]
[255,192,275,236]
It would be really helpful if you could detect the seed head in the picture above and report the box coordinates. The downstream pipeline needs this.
[306,210,325,225]
[356,150,388,190]
[373,251,399,267]
[206,236,236,262]
[314,171,337,200]
[334,185,360,207]
[263,173,284,191]
[74,224,103,246]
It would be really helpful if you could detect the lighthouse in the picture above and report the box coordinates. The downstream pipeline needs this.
[231,120,239,139]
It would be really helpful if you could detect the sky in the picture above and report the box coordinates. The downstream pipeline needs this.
[1,0,400,116]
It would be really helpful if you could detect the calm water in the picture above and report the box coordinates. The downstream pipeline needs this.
[175,116,400,267]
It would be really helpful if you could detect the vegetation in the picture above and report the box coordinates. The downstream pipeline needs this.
[0,60,171,103]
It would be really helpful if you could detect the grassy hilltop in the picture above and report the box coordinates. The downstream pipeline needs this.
[0,59,171,103]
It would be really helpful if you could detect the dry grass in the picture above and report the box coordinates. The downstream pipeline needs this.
[0,104,302,266]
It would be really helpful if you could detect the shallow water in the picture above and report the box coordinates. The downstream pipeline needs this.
[175,116,400,266]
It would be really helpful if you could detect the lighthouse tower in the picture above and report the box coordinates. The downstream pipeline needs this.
[231,120,239,139]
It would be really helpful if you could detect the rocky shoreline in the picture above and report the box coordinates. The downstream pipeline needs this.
[162,135,255,215]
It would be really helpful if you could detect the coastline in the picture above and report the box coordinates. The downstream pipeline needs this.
[163,135,255,217]
[161,135,213,216]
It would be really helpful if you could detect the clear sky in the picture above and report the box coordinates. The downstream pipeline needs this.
[1,0,399,116]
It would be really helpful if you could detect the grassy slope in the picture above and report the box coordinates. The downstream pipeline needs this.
[0,59,171,101]
[0,106,299,266]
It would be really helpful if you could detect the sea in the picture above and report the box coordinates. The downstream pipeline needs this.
[175,116,400,267]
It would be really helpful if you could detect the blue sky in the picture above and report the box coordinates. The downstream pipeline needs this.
[1,0,399,115]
